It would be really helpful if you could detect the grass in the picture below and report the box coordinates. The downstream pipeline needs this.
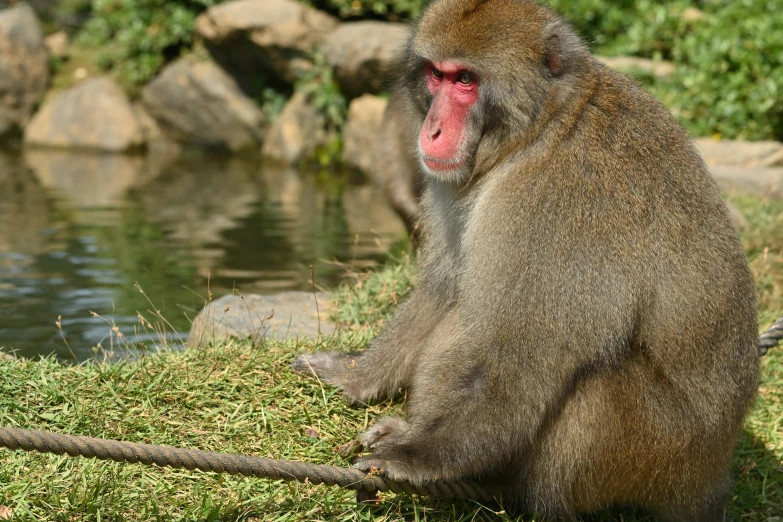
[0,197,781,521]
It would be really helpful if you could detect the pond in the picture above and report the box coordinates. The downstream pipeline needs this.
[0,149,406,362]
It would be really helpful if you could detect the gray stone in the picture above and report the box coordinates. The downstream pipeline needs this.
[44,29,67,59]
[696,138,783,168]
[189,292,336,347]
[596,55,676,80]
[711,166,783,198]
[24,77,145,152]
[195,0,338,90]
[0,2,49,138]
[322,21,409,98]
[343,94,387,174]
[261,91,334,165]
[142,57,266,152]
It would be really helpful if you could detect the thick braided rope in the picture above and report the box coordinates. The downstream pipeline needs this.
[758,316,783,356]
[0,426,494,501]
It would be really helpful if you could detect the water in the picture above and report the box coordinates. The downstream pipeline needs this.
[0,149,406,361]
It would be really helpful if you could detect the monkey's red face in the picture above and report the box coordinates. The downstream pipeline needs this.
[419,62,480,180]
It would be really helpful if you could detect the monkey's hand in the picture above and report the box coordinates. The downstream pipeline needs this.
[352,417,432,486]
[291,352,366,403]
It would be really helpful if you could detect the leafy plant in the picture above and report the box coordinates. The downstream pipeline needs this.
[547,0,783,140]
[306,0,426,20]
[78,0,219,92]
[655,2,783,140]
[295,53,348,131]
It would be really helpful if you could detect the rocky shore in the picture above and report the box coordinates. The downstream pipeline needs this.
[2,0,781,177]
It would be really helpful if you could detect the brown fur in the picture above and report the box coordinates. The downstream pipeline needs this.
[293,1,759,520]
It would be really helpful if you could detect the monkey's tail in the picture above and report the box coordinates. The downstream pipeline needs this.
[0,426,495,501]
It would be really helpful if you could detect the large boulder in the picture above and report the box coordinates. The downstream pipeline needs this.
[695,139,783,168]
[189,292,336,347]
[342,94,387,174]
[261,91,334,165]
[24,77,146,152]
[322,21,410,98]
[142,58,267,153]
[711,166,783,199]
[195,0,338,91]
[0,2,49,138]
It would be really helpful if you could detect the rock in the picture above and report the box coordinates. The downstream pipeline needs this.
[711,166,783,198]
[696,138,783,168]
[682,7,705,22]
[24,77,146,152]
[261,91,333,165]
[142,58,266,153]
[0,2,49,138]
[343,94,387,174]
[25,149,148,207]
[322,22,409,98]
[597,55,676,80]
[44,29,67,58]
[195,0,338,90]
[188,292,336,347]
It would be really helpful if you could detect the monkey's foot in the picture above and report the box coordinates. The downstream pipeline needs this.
[354,417,435,485]
[291,352,369,403]
[353,457,422,485]
[291,352,354,378]
[359,417,409,450]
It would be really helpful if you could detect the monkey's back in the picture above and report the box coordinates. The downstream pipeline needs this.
[452,64,759,515]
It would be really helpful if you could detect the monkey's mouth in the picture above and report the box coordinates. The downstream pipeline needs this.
[422,155,464,171]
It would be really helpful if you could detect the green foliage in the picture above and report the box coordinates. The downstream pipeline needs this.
[294,52,349,164]
[306,0,426,20]
[295,53,348,131]
[545,0,693,59]
[546,0,783,140]
[655,2,783,141]
[78,0,218,92]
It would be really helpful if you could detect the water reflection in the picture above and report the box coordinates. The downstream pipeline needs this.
[0,150,406,361]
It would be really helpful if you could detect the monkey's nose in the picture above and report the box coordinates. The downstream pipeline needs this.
[428,128,441,142]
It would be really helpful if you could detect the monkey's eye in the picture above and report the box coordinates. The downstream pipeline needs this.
[457,72,474,85]
[431,67,444,80]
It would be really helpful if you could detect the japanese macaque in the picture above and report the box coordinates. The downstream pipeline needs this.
[293,0,760,520]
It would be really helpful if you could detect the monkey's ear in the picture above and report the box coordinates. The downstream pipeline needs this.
[545,33,563,77]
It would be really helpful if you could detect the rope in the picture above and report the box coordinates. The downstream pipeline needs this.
[0,319,779,503]
[0,426,495,501]
[758,316,783,356]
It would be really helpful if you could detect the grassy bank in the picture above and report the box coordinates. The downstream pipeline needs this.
[0,197,781,521]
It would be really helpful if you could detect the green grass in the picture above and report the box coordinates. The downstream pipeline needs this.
[0,200,781,521]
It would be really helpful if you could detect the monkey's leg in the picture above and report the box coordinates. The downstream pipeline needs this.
[351,338,528,486]
[291,290,446,404]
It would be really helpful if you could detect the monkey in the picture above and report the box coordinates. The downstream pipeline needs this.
[292,0,760,520]
[371,89,424,245]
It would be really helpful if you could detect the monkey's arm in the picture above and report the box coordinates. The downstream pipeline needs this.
[291,288,447,404]
[353,270,638,484]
